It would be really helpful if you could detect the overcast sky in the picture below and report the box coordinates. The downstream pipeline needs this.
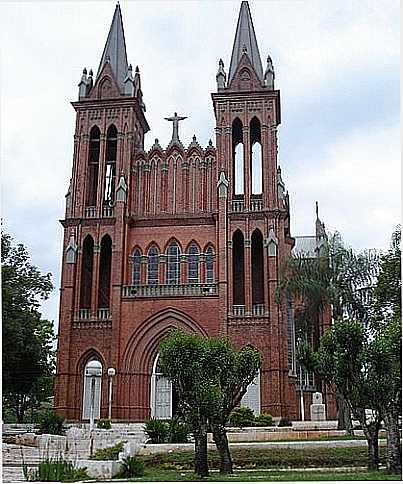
[1,0,400,328]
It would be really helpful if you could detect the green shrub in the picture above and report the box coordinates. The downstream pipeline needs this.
[90,441,124,460]
[228,406,255,427]
[25,457,89,482]
[37,410,65,435]
[278,416,292,427]
[168,417,191,443]
[254,413,273,426]
[144,418,169,444]
[119,456,145,478]
[96,419,111,429]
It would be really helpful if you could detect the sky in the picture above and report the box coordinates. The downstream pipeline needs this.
[1,0,400,329]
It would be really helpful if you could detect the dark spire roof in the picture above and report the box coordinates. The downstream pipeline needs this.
[228,1,263,83]
[96,3,129,92]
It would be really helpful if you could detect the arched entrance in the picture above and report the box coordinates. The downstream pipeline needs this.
[82,359,102,419]
[241,369,261,415]
[122,308,208,420]
[150,354,178,419]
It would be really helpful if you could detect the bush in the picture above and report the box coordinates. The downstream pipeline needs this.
[90,441,124,460]
[278,416,292,427]
[144,418,169,444]
[254,413,273,426]
[96,419,111,429]
[119,456,145,478]
[228,406,255,427]
[168,417,191,443]
[37,410,65,435]
[24,457,89,482]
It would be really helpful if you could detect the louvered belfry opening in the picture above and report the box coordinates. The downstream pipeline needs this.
[80,235,94,309]
[232,118,244,196]
[87,126,100,206]
[98,235,112,308]
[251,228,264,306]
[104,125,117,205]
[250,117,262,195]
[233,230,245,305]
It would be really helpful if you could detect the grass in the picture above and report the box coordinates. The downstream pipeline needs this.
[140,446,387,471]
[130,469,401,481]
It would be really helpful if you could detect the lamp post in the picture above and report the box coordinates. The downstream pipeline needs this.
[86,361,102,431]
[299,366,305,421]
[107,367,116,421]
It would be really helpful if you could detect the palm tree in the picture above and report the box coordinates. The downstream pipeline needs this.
[277,232,379,432]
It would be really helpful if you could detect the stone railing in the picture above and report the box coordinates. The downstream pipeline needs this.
[122,283,218,298]
[75,308,112,321]
[250,199,263,211]
[231,199,263,212]
[252,304,265,316]
[229,305,268,323]
[231,200,245,212]
[232,305,246,316]
[102,205,114,218]
[85,206,97,218]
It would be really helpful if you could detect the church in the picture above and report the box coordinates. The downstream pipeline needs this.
[55,1,332,422]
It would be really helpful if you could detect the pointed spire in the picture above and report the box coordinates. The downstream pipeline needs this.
[96,3,128,92]
[228,1,263,83]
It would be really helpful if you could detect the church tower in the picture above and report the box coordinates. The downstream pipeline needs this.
[212,1,297,417]
[55,4,149,419]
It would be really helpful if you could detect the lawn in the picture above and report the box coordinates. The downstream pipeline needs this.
[132,469,401,481]
[140,446,386,471]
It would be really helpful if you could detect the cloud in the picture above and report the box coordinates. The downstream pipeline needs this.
[1,0,399,326]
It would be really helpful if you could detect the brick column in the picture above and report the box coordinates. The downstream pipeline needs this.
[243,125,251,210]
[244,236,252,314]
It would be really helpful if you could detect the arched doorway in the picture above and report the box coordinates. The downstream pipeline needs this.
[82,359,102,419]
[150,354,178,419]
[241,369,261,415]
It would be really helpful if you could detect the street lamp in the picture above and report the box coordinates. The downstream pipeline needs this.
[107,367,116,421]
[86,361,102,431]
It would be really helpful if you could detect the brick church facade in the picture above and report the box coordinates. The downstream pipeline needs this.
[55,1,333,422]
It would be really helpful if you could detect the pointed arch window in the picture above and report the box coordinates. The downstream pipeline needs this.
[233,230,245,305]
[132,249,141,284]
[232,118,244,195]
[104,125,117,205]
[147,246,159,285]
[87,126,100,206]
[251,229,264,309]
[205,246,215,283]
[98,235,112,308]
[80,235,94,309]
[166,241,180,285]
[250,117,262,195]
[188,244,200,283]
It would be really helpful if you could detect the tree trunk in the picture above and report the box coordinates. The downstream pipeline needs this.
[212,424,233,474]
[336,390,353,435]
[193,431,209,477]
[384,409,402,475]
[363,421,380,471]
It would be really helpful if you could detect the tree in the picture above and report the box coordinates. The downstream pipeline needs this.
[2,232,54,422]
[277,232,379,432]
[158,330,261,476]
[300,319,386,471]
[206,340,261,474]
[370,226,401,474]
